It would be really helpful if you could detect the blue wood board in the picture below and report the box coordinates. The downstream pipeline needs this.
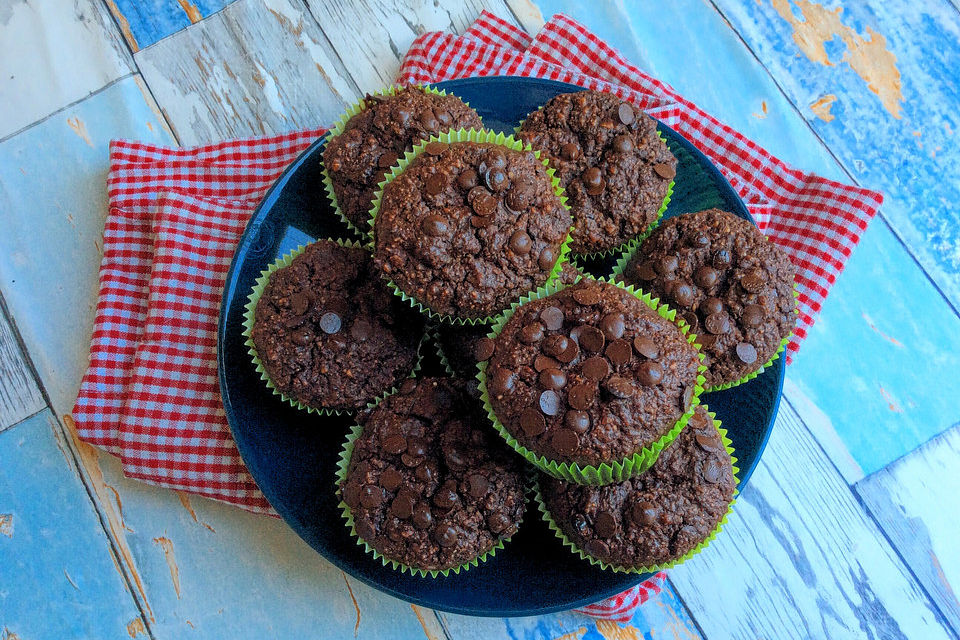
[536,0,960,476]
[109,0,236,49]
[0,410,144,638]
[0,76,172,419]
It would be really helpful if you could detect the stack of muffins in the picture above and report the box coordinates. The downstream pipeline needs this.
[243,85,797,577]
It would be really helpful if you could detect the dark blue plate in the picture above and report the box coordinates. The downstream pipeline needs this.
[217,76,783,617]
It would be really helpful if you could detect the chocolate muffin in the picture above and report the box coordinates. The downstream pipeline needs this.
[323,87,483,231]
[619,209,796,388]
[373,140,571,321]
[339,377,527,574]
[435,262,583,380]
[482,278,701,475]
[517,90,676,256]
[540,405,736,569]
[250,240,424,412]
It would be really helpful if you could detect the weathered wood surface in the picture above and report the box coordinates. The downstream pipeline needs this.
[0,410,145,639]
[104,0,234,51]
[0,0,133,140]
[856,424,960,632]
[0,302,45,432]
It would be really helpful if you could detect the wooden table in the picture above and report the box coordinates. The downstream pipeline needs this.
[1,1,958,638]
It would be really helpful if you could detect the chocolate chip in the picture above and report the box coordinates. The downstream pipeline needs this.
[712,248,732,268]
[425,173,447,196]
[565,410,590,433]
[424,141,446,155]
[343,481,362,508]
[469,215,489,228]
[534,355,560,371]
[289,292,311,315]
[505,188,531,212]
[612,135,634,153]
[740,271,766,293]
[581,356,610,381]
[568,383,596,410]
[543,334,569,358]
[637,360,663,386]
[474,337,496,362]
[540,306,564,331]
[350,318,372,341]
[486,168,508,192]
[487,512,511,534]
[698,334,718,349]
[291,327,313,346]
[635,261,658,281]
[435,524,458,547]
[520,322,545,344]
[604,376,633,398]
[380,468,403,491]
[319,312,341,334]
[539,368,567,390]
[572,285,601,307]
[742,304,765,327]
[694,266,718,289]
[594,511,618,538]
[696,432,720,452]
[653,163,676,180]
[688,232,710,248]
[539,390,561,416]
[560,142,579,160]
[736,341,758,364]
[467,473,490,498]
[556,339,579,364]
[681,311,699,331]
[436,110,452,126]
[421,214,448,236]
[399,378,417,394]
[550,428,579,455]
[360,485,383,508]
[469,187,497,216]
[412,503,433,529]
[702,459,722,484]
[420,111,439,132]
[600,312,625,340]
[378,151,399,168]
[416,463,435,484]
[578,326,605,353]
[520,407,546,436]
[633,336,659,359]
[582,167,605,195]
[704,312,731,335]
[535,249,556,274]
[383,435,407,455]
[489,367,516,395]
[656,255,678,275]
[509,230,532,254]
[406,437,428,458]
[630,501,659,526]
[487,148,507,169]
[457,169,478,190]
[606,339,633,366]
[617,102,635,125]
[700,297,723,316]
[390,493,415,519]
[584,539,609,558]
[355,518,376,541]
[671,282,695,308]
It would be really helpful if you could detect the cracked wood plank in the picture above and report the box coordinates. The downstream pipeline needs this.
[0,300,45,432]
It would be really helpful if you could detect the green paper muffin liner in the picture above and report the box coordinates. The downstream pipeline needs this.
[333,422,529,578]
[242,239,425,416]
[429,325,458,379]
[612,242,801,392]
[320,85,468,239]
[367,127,575,326]
[534,406,739,573]
[477,274,707,486]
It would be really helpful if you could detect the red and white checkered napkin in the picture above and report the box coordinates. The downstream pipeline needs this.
[71,11,883,623]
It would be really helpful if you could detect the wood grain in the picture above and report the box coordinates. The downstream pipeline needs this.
[0,0,133,140]
[668,399,954,639]
[104,0,235,50]
[0,302,45,432]
[133,0,359,145]
[856,424,960,633]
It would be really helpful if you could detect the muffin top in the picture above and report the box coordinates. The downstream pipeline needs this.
[340,377,527,572]
[251,240,424,411]
[619,209,796,387]
[540,405,736,568]
[517,90,676,256]
[482,278,700,466]
[323,87,483,231]
[373,140,571,320]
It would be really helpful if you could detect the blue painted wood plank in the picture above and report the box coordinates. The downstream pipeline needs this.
[535,0,960,476]
[106,0,238,50]
[0,75,173,420]
[0,410,145,639]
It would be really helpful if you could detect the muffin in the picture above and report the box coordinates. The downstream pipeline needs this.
[338,377,527,575]
[372,138,571,321]
[249,240,424,412]
[517,90,675,256]
[480,277,701,483]
[538,405,736,570]
[323,87,483,232]
[435,262,583,380]
[618,208,796,388]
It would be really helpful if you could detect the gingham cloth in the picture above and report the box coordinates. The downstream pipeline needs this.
[72,11,882,623]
